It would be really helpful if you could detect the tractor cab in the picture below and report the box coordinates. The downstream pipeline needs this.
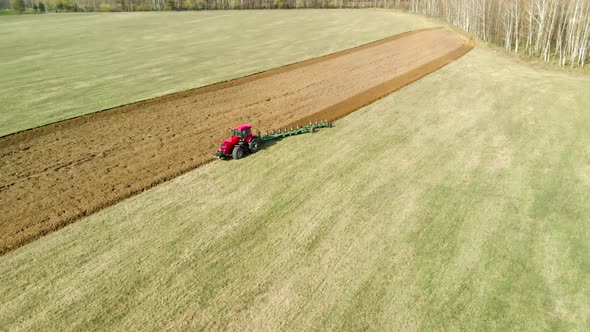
[232,125,252,141]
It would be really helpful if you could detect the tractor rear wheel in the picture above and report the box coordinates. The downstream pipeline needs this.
[232,146,244,160]
[248,137,262,153]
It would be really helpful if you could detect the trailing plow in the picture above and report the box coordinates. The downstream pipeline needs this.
[214,120,332,160]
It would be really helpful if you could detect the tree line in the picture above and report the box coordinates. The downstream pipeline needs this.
[2,0,393,12]
[400,0,590,67]
[3,0,589,67]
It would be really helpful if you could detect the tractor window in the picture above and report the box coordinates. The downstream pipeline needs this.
[243,129,252,138]
[235,129,251,139]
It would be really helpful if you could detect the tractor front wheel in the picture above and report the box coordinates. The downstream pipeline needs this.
[232,146,244,160]
[248,137,262,153]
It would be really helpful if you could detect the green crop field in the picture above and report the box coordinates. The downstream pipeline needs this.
[0,10,437,136]
[2,36,589,330]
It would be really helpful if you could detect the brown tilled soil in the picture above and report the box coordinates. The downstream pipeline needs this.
[0,28,472,254]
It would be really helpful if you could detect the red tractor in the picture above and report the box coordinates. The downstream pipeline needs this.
[214,125,262,160]
[214,121,332,160]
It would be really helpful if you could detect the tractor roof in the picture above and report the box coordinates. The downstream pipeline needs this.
[234,125,252,130]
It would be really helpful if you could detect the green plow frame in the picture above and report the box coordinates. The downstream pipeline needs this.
[259,120,333,142]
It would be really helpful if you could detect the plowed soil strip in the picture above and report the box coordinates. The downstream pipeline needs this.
[0,28,471,255]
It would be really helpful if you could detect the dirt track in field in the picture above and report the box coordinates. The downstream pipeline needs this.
[0,28,472,254]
